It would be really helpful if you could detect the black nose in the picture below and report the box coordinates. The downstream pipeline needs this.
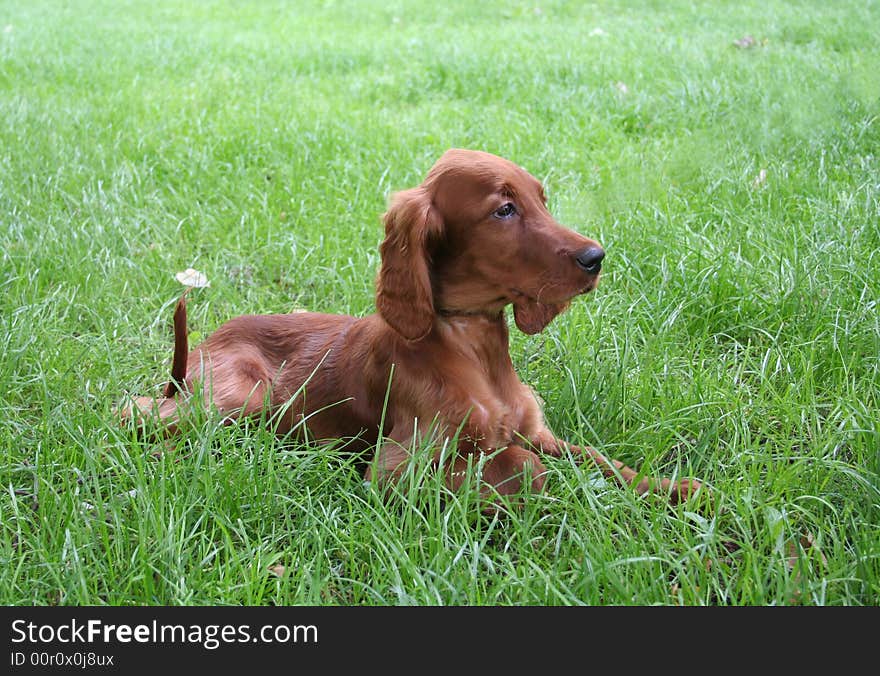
[575,246,605,274]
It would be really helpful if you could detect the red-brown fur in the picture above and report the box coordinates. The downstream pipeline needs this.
[124,149,700,504]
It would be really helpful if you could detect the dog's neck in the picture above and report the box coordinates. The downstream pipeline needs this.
[434,308,510,348]
[432,310,516,385]
[437,307,504,322]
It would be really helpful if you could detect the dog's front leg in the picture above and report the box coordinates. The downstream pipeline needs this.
[365,429,548,509]
[363,435,413,490]
[445,445,547,498]
[529,428,701,504]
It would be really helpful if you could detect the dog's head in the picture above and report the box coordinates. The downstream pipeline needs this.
[376,149,604,341]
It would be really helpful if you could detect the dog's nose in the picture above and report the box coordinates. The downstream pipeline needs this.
[575,246,605,274]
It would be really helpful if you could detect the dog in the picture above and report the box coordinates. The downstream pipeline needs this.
[124,149,700,504]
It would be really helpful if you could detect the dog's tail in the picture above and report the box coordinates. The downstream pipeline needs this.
[162,293,189,398]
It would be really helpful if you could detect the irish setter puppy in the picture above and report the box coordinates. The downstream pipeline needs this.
[125,149,700,504]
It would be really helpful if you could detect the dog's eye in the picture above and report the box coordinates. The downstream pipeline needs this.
[493,203,517,220]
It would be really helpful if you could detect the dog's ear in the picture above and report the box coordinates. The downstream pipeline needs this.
[376,187,443,341]
[512,298,570,335]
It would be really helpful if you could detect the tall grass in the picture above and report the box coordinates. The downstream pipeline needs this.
[1,0,878,605]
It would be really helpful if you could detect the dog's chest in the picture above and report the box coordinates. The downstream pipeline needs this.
[445,358,542,448]
[422,317,546,448]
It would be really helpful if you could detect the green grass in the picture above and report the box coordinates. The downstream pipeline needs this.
[1,0,878,605]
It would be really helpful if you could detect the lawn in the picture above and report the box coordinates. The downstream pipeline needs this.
[1,0,878,605]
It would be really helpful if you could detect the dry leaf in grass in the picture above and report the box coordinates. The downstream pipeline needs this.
[734,35,757,49]
[268,564,286,578]
[785,530,826,603]
[786,539,804,602]
[669,582,702,604]
[175,267,210,288]
[785,540,799,571]
[786,531,827,571]
[800,532,828,568]
[752,169,768,187]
